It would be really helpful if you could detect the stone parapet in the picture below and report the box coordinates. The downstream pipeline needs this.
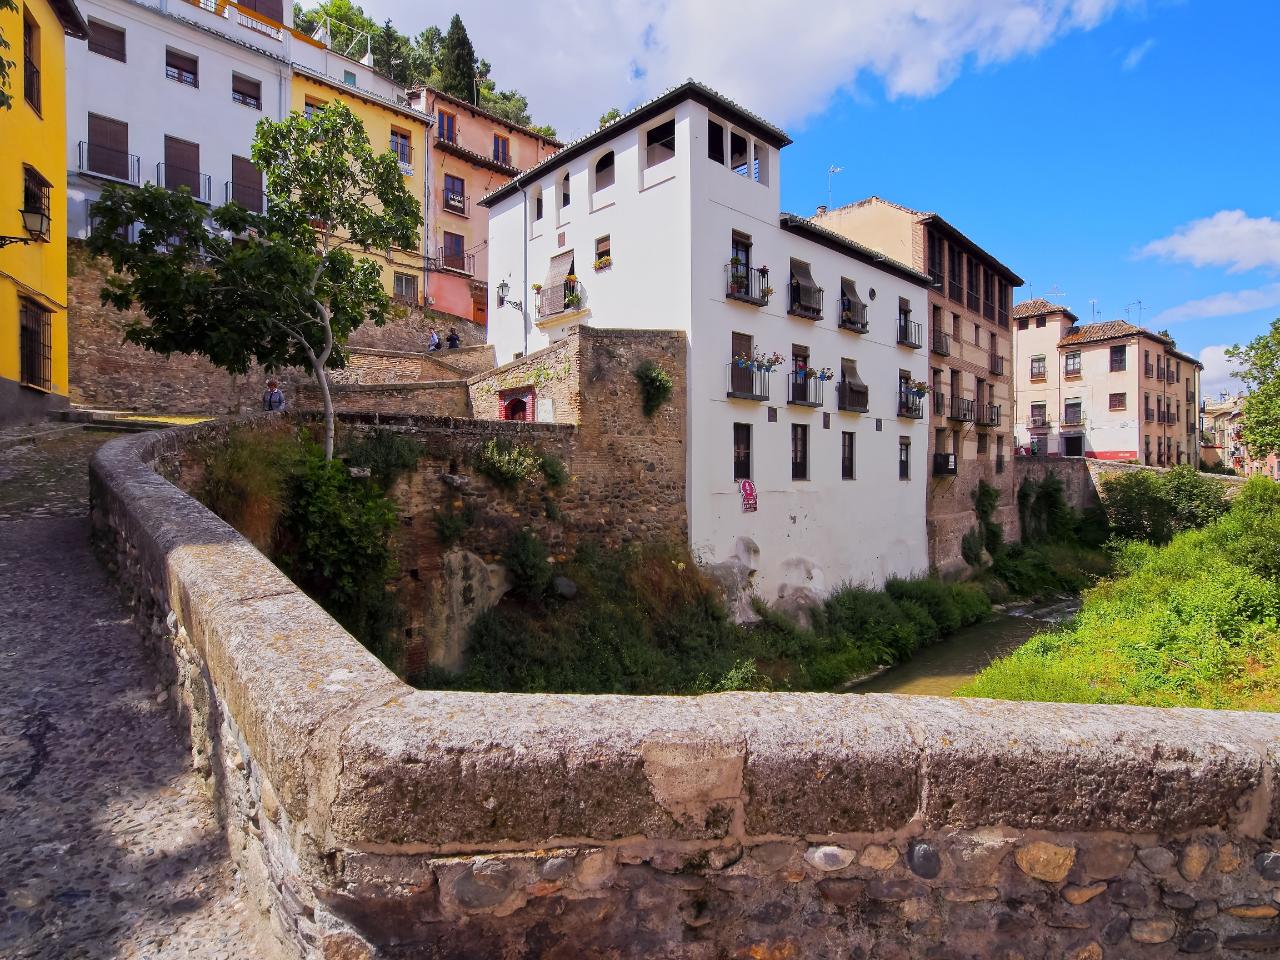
[91,421,1280,958]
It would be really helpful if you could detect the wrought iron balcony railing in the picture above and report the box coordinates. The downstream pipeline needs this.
[726,363,771,401]
[788,285,823,320]
[949,396,975,422]
[931,328,950,356]
[836,380,869,412]
[897,318,923,348]
[725,264,771,306]
[788,375,824,407]
[78,142,141,184]
[157,162,211,203]
[897,391,924,419]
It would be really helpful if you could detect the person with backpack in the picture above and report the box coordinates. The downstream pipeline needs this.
[262,379,285,411]
[446,327,461,350]
[427,327,441,352]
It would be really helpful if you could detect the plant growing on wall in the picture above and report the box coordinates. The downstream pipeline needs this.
[474,436,541,488]
[87,101,422,461]
[634,360,674,417]
[0,0,17,111]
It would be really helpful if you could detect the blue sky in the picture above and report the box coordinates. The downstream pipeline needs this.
[369,0,1278,394]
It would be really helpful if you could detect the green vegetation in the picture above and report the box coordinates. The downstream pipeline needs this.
[1227,318,1280,459]
[196,424,407,670]
[634,360,675,417]
[473,437,542,488]
[962,478,1280,711]
[0,0,16,111]
[432,504,473,548]
[415,535,992,695]
[1099,466,1228,545]
[538,452,569,488]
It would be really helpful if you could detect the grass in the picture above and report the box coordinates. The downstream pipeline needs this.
[960,477,1280,711]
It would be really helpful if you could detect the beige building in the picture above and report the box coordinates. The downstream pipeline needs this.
[1202,393,1278,478]
[1011,302,1201,467]
[813,197,1020,577]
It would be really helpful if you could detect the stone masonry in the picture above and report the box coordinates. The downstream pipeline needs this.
[1015,455,1247,514]
[90,415,1280,960]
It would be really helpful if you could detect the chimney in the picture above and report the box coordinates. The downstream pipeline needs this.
[815,205,827,216]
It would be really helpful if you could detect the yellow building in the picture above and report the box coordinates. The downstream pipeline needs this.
[0,0,86,425]
[290,64,430,307]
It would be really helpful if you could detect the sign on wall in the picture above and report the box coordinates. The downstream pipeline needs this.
[739,478,758,513]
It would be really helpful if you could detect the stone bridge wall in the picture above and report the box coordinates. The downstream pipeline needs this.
[91,419,1280,960]
[1015,455,1249,514]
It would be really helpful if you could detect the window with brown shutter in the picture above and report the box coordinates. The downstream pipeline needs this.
[231,73,261,110]
[164,136,200,195]
[238,0,283,21]
[165,49,198,87]
[87,113,130,180]
[88,20,126,62]
[230,155,263,211]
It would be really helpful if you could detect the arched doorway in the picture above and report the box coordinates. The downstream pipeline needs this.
[503,396,528,421]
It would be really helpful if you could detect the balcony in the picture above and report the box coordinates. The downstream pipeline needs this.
[1145,409,1155,423]
[436,127,460,146]
[788,284,823,321]
[897,391,924,419]
[725,264,772,306]
[1030,367,1047,383]
[78,142,140,185]
[1145,363,1155,378]
[931,328,950,357]
[996,454,1006,474]
[838,302,869,333]
[1156,368,1167,382]
[726,363,771,402]
[24,56,40,113]
[932,392,947,417]
[535,279,583,316]
[157,162,211,203]
[1064,361,1082,379]
[431,248,475,276]
[836,380,869,413]
[1062,410,1086,429]
[948,396,975,422]
[977,404,1001,427]
[224,181,266,213]
[442,189,469,217]
[1186,384,1195,402]
[789,375,824,407]
[897,318,923,348]
[967,289,980,313]
[933,453,958,476]
[948,277,962,302]
[989,353,1005,376]
[1028,413,1050,430]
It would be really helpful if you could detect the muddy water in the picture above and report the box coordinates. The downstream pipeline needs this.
[855,597,1081,697]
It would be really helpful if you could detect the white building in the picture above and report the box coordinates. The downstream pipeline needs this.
[482,82,931,600]
[65,0,406,238]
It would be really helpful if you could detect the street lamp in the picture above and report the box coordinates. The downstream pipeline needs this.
[0,207,51,249]
[496,279,522,312]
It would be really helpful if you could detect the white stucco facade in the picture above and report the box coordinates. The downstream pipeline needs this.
[484,85,931,600]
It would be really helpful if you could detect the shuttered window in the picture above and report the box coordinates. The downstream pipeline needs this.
[163,136,200,193]
[231,73,261,110]
[165,49,198,87]
[238,0,283,21]
[88,20,126,62]
[540,250,575,314]
[230,156,263,211]
[87,113,130,180]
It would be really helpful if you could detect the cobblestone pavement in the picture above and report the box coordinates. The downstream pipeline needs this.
[0,429,276,959]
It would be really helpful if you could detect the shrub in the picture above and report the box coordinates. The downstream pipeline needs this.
[1100,470,1173,544]
[960,527,986,566]
[197,423,303,552]
[973,479,1004,555]
[474,437,541,489]
[538,452,569,488]
[1161,464,1229,534]
[501,529,553,600]
[433,504,473,547]
[887,578,962,635]
[634,360,674,417]
[342,428,421,490]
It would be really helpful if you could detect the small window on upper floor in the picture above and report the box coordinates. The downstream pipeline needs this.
[88,20,127,62]
[1035,317,1047,328]
[560,171,571,208]
[22,13,40,113]
[708,119,725,164]
[390,127,412,165]
[730,131,749,176]
[594,151,615,191]
[645,119,676,168]
[493,134,510,166]
[303,98,325,120]
[595,234,610,265]
[343,70,357,86]
[530,185,543,224]
[165,48,198,88]
[437,109,457,144]
[753,143,769,185]
[232,73,262,110]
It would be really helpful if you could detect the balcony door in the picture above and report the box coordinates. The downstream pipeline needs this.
[87,113,129,180]
[164,135,200,194]
[731,331,753,395]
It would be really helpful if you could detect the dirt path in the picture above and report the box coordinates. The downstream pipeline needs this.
[0,430,276,959]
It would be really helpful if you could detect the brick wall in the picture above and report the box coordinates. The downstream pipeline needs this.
[296,382,472,419]
[468,335,580,424]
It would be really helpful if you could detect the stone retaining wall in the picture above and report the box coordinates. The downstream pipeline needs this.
[1015,456,1248,513]
[294,381,473,419]
[91,419,1280,959]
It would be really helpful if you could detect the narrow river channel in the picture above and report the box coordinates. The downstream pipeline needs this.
[855,597,1082,697]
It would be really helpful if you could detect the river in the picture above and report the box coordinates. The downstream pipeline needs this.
[855,597,1081,697]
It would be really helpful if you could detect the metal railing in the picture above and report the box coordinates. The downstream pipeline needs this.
[725,264,771,306]
[232,89,261,110]
[989,353,1005,376]
[967,288,980,312]
[977,404,1001,426]
[224,181,266,212]
[1062,410,1086,428]
[983,298,995,321]
[165,63,197,86]
[1064,358,1082,377]
[933,453,957,476]
[24,56,40,112]
[897,391,924,419]
[788,284,823,320]
[157,162,211,202]
[1156,368,1167,381]
[839,302,869,332]
[430,248,476,275]
[436,126,460,146]
[231,5,284,40]
[836,380,869,412]
[726,363,771,401]
[1145,363,1155,378]
[1145,409,1155,423]
[949,276,963,302]
[788,375,824,406]
[933,392,947,417]
[949,396,975,421]
[897,318,923,348]
[931,328,950,356]
[442,189,469,216]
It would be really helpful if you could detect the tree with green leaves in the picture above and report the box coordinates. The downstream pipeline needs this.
[599,107,622,128]
[438,13,477,103]
[87,102,421,461]
[1226,319,1280,459]
[0,0,18,110]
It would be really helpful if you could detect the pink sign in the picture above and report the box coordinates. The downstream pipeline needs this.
[739,478,758,513]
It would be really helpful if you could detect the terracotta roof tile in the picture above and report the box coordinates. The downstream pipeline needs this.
[1058,320,1149,346]
[1012,298,1073,320]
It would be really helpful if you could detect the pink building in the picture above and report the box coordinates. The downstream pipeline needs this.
[406,87,560,326]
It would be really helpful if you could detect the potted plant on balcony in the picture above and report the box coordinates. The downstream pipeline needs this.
[908,378,930,398]
[593,255,612,271]
[531,283,542,293]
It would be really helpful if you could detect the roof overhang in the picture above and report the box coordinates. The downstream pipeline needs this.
[780,214,933,288]
[52,0,89,38]
[919,214,1023,286]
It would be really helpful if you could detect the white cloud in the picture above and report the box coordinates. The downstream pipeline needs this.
[1121,37,1155,70]
[1150,283,1280,326]
[1142,211,1280,274]
[1198,344,1245,400]
[357,0,1131,138]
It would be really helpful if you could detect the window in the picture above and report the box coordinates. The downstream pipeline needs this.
[1035,317,1046,328]
[791,424,809,481]
[953,313,962,338]
[493,134,511,165]
[237,0,283,18]
[593,151,615,191]
[731,230,752,271]
[162,136,201,197]
[839,279,867,330]
[560,171,570,208]
[437,109,456,143]
[390,128,412,164]
[231,73,261,110]
[22,12,39,113]
[1064,400,1082,425]
[86,113,130,180]
[343,69,357,86]
[22,166,50,240]
[733,423,752,480]
[1064,351,1082,376]
[303,98,324,120]
[442,231,465,270]
[19,298,52,389]
[531,186,543,223]
[899,438,911,481]
[165,48,198,87]
[645,118,676,167]
[1109,392,1126,411]
[982,267,995,320]
[88,20,126,62]
[841,431,856,480]
[595,234,610,262]
[1030,355,1046,380]
[393,272,418,304]
[973,323,980,346]
[948,245,963,302]
[443,174,466,214]
[730,131,749,176]
[977,432,988,455]
[229,155,263,211]
[708,119,725,164]
[966,258,980,312]
[1018,318,1029,331]
[926,230,943,285]
[1110,344,1126,371]
[1030,402,1047,426]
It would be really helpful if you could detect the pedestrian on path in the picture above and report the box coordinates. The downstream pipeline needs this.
[262,379,286,411]
[446,327,461,350]
[427,327,441,352]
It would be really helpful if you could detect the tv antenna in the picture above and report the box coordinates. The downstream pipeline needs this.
[827,165,842,209]
[311,14,374,67]
[1124,299,1144,325]
[1045,284,1068,300]
[1089,299,1098,322]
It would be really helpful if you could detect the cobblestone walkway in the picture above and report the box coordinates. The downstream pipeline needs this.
[0,429,276,959]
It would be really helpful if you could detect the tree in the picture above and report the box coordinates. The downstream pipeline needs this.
[1227,319,1280,459]
[599,107,622,128]
[437,13,477,103]
[87,102,421,461]
[0,0,18,111]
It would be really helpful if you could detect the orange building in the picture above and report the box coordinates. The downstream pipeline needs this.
[406,86,559,325]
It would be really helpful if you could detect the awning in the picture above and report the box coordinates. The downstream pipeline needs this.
[542,250,575,313]
[791,259,818,293]
[840,358,867,389]
[840,277,864,307]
